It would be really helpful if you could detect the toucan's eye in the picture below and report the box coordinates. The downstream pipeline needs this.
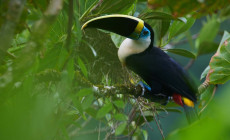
[143,30,148,35]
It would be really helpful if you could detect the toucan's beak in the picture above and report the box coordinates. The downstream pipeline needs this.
[81,14,144,40]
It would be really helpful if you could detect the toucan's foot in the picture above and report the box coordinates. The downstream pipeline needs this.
[135,82,170,105]
[135,81,151,96]
[160,96,171,105]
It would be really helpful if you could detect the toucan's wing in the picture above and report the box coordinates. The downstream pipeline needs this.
[126,47,197,102]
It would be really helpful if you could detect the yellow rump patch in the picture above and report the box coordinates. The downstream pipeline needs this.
[182,97,194,107]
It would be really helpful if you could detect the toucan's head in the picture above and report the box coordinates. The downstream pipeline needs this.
[81,14,154,45]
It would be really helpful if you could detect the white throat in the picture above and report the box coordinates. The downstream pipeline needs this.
[118,37,151,64]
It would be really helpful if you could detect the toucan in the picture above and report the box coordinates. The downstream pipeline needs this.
[81,14,198,123]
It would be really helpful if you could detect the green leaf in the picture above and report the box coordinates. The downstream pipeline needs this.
[142,130,148,140]
[200,85,215,107]
[200,66,210,80]
[140,11,177,21]
[110,33,125,48]
[82,95,94,109]
[114,113,128,121]
[196,16,220,55]
[164,48,196,59]
[113,100,125,108]
[168,17,195,40]
[85,107,98,118]
[220,5,230,21]
[96,102,113,119]
[76,88,93,97]
[115,122,127,136]
[136,116,154,126]
[77,57,88,78]
[72,97,84,118]
[197,41,219,56]
[205,31,230,84]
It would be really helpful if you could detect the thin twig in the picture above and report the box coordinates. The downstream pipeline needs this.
[152,107,165,140]
[170,33,199,46]
[136,98,155,132]
[69,117,93,137]
[98,121,101,140]
[128,106,137,124]
[70,127,109,137]
[199,85,217,115]
[184,59,195,70]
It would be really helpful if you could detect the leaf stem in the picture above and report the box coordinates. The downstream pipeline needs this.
[184,59,195,70]
[199,85,217,115]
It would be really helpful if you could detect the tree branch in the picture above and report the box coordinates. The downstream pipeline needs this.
[0,0,26,63]
[13,0,64,72]
[65,0,74,52]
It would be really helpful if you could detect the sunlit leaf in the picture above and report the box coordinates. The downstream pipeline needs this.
[143,130,148,140]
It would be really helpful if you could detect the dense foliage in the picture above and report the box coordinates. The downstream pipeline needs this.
[0,0,230,140]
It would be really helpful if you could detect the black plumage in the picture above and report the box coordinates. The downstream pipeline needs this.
[126,23,197,103]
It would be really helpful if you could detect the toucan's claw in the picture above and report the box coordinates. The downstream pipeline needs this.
[135,82,170,105]
[136,81,151,96]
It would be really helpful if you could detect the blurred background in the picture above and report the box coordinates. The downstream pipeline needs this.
[0,0,230,140]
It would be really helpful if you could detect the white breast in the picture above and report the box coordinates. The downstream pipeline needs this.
[118,38,151,64]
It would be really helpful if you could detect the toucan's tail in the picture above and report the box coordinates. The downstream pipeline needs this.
[173,93,199,124]
[183,105,199,124]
